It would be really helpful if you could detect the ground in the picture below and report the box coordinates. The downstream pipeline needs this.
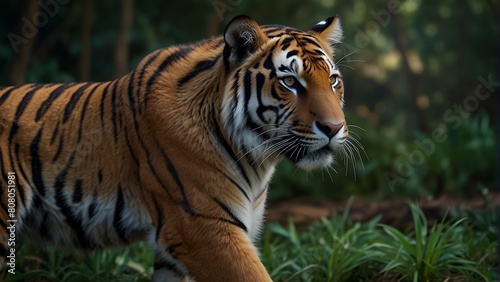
[267,192,500,229]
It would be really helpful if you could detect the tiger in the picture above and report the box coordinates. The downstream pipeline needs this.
[0,15,347,281]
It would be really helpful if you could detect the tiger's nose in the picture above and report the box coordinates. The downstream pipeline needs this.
[315,121,344,139]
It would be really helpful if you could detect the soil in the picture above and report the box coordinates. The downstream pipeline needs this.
[266,191,500,229]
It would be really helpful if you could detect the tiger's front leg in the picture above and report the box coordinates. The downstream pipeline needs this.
[152,215,272,282]
[152,250,192,282]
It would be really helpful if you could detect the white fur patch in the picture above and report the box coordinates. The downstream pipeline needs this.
[328,19,343,45]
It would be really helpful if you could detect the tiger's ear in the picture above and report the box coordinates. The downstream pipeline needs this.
[309,16,343,48]
[224,15,266,68]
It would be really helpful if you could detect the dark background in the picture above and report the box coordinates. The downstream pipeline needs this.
[1,0,499,202]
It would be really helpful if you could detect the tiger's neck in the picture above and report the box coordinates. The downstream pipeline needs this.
[133,39,278,205]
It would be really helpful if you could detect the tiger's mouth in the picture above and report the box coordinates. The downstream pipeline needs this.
[284,145,335,170]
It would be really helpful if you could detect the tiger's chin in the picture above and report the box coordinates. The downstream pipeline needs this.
[292,148,334,171]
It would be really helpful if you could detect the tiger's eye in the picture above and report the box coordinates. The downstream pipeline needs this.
[329,75,338,86]
[282,76,296,87]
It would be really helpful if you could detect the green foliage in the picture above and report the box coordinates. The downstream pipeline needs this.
[259,201,497,281]
[261,198,382,281]
[451,190,500,277]
[6,243,153,282]
[372,110,498,198]
[377,203,490,281]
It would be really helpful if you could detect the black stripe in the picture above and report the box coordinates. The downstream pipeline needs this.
[54,152,91,248]
[78,83,102,143]
[0,243,6,257]
[145,48,193,104]
[15,84,44,121]
[166,243,182,254]
[51,132,64,163]
[263,25,286,35]
[117,94,124,128]
[137,50,162,114]
[88,192,98,219]
[63,82,93,124]
[40,212,49,238]
[50,121,60,145]
[301,36,323,49]
[72,180,83,203]
[286,50,299,58]
[159,148,196,216]
[177,55,221,87]
[0,86,16,107]
[263,46,277,78]
[278,107,294,127]
[100,82,113,130]
[147,156,177,204]
[30,127,46,196]
[132,118,177,208]
[98,170,103,183]
[0,149,8,191]
[271,85,281,101]
[280,37,293,50]
[212,116,252,186]
[0,219,7,234]
[153,197,164,241]
[212,197,247,232]
[31,193,43,210]
[137,137,178,209]
[243,70,253,110]
[110,78,120,143]
[36,83,74,122]
[13,143,27,207]
[124,126,140,167]
[0,191,8,222]
[7,123,18,179]
[126,71,142,140]
[278,65,291,73]
[127,70,137,115]
[216,167,250,202]
[255,87,281,136]
[54,152,75,183]
[113,186,129,243]
[255,73,278,125]
[313,49,326,56]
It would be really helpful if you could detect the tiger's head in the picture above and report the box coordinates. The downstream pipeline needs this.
[222,15,347,171]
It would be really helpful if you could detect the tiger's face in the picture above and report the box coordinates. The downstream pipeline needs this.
[223,16,347,171]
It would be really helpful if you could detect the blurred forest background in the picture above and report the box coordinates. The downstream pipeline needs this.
[1,0,499,203]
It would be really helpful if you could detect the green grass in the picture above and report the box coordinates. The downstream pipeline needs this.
[376,203,489,281]
[7,201,498,282]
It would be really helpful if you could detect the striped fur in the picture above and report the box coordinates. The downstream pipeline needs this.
[0,15,347,281]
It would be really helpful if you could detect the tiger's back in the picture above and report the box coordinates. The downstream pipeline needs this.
[0,15,348,281]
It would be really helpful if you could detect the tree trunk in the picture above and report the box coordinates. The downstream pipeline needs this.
[8,0,39,85]
[35,2,81,63]
[114,0,134,78]
[391,13,430,132]
[79,0,92,81]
